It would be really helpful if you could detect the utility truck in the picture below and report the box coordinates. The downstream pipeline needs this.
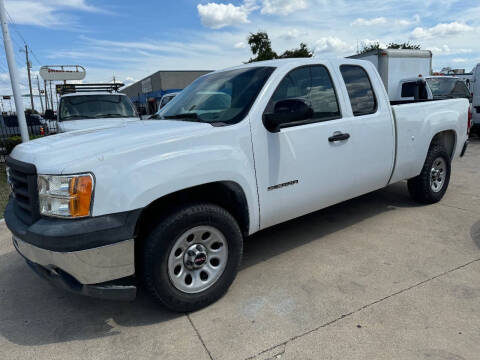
[55,83,140,133]
[5,58,469,312]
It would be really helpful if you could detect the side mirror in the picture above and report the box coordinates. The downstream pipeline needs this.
[263,99,313,132]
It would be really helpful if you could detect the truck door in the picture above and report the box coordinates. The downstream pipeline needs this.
[250,62,395,229]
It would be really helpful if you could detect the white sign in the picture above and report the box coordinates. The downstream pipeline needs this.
[40,65,86,81]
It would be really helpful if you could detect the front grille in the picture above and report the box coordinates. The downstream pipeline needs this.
[6,157,39,225]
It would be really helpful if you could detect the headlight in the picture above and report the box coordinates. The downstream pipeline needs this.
[38,174,94,218]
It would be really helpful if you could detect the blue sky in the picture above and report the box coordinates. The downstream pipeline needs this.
[1,0,479,106]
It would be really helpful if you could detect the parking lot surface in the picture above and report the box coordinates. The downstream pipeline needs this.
[1,139,479,360]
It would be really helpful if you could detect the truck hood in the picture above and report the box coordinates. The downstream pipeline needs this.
[58,117,139,132]
[10,120,212,173]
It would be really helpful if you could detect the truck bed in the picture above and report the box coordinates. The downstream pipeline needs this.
[389,98,469,184]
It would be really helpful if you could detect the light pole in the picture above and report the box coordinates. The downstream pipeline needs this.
[0,0,29,142]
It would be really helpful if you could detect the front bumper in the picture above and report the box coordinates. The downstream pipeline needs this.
[5,196,141,300]
[13,235,137,301]
[13,234,135,285]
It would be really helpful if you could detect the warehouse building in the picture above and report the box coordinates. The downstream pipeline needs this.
[121,70,211,115]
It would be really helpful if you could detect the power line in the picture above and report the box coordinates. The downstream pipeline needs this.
[5,9,26,44]
[4,8,43,67]
[29,48,42,66]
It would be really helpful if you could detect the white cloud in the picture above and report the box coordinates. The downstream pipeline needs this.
[197,3,250,29]
[351,17,387,26]
[261,0,308,16]
[281,28,308,40]
[411,22,474,39]
[452,58,467,63]
[234,41,246,48]
[395,14,420,26]
[5,0,102,27]
[428,44,472,55]
[314,37,351,54]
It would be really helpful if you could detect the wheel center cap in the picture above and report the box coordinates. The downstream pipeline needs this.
[184,244,207,270]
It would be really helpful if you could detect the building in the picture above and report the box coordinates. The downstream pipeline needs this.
[121,70,211,114]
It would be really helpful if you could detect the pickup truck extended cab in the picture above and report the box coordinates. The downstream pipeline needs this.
[4,58,469,312]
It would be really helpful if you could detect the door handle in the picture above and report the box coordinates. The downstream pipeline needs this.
[328,132,350,142]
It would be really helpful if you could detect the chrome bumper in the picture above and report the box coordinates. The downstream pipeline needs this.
[13,235,135,285]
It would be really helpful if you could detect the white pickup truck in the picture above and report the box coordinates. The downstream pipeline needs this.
[4,58,469,312]
[56,91,140,133]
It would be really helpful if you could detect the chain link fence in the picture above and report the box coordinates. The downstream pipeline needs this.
[1,113,57,217]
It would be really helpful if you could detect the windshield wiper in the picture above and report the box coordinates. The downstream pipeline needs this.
[99,113,125,118]
[163,113,199,119]
[61,115,96,120]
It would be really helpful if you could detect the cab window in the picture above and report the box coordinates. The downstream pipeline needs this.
[340,65,377,116]
[265,65,340,127]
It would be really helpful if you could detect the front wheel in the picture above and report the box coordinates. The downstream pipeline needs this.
[407,144,451,204]
[141,203,243,312]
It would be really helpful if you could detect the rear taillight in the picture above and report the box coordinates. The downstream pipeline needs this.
[467,107,472,135]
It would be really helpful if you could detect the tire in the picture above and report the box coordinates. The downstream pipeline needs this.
[141,203,243,312]
[407,144,451,204]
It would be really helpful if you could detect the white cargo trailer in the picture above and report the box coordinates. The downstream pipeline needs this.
[348,49,432,101]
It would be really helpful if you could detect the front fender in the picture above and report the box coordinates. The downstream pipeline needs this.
[85,121,260,234]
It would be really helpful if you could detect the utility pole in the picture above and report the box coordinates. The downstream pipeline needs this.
[0,0,29,142]
[49,81,54,109]
[23,44,34,110]
[36,75,44,113]
[44,79,49,109]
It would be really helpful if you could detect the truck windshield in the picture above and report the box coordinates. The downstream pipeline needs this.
[426,78,471,99]
[157,67,275,125]
[59,95,137,121]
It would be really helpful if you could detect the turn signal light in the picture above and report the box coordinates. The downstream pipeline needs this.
[69,176,93,217]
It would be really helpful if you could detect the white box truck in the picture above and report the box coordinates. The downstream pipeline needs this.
[349,49,433,102]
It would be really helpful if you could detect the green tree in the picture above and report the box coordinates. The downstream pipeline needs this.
[279,43,313,59]
[247,32,278,63]
[386,42,421,50]
[247,32,313,63]
[358,41,421,54]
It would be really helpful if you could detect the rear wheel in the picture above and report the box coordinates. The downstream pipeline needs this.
[407,144,451,204]
[141,203,243,312]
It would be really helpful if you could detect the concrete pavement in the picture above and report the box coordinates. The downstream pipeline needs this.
[1,139,479,360]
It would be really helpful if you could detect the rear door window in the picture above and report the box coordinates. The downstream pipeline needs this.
[401,82,416,98]
[340,65,377,116]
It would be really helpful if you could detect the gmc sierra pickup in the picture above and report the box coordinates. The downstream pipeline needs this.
[4,58,469,312]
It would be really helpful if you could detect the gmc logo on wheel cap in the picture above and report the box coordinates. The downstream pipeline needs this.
[194,255,206,265]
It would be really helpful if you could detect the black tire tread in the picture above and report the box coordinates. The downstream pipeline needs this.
[141,203,243,312]
[407,144,451,204]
